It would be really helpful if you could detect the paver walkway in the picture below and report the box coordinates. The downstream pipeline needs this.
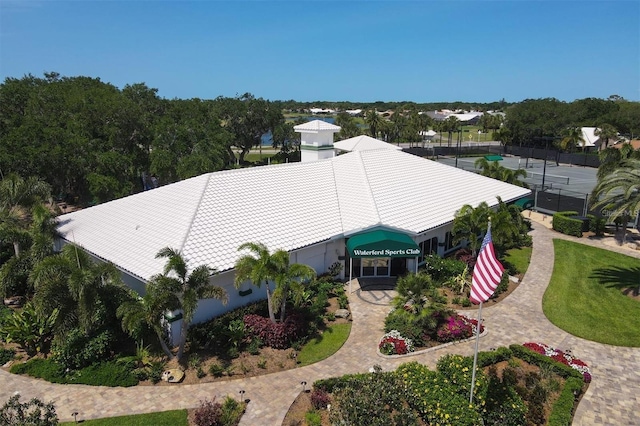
[1,221,639,425]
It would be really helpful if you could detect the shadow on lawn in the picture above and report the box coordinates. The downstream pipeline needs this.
[590,265,640,297]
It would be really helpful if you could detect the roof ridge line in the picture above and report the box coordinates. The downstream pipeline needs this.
[357,151,382,224]
[178,173,213,254]
[329,157,346,233]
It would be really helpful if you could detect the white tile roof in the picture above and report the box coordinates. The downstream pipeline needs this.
[333,135,402,152]
[293,119,341,133]
[581,127,599,147]
[57,150,530,281]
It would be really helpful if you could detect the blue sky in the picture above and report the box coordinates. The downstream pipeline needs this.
[1,1,638,103]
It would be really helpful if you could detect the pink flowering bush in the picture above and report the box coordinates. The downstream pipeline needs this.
[523,342,591,382]
[436,314,484,343]
[379,330,415,355]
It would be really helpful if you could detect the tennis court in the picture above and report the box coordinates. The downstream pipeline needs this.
[436,155,599,215]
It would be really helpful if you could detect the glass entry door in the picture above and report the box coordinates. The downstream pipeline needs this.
[360,258,390,277]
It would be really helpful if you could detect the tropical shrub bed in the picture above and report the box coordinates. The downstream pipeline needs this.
[10,358,139,387]
[381,271,489,353]
[284,344,590,426]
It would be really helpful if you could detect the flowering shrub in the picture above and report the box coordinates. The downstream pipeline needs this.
[378,330,414,355]
[523,342,591,382]
[397,361,483,426]
[436,314,484,343]
[310,388,331,410]
[243,313,306,349]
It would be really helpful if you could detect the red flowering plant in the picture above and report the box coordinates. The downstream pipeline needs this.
[523,342,591,382]
[436,314,485,343]
[378,330,415,355]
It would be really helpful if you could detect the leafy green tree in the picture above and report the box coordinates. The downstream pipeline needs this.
[216,93,284,164]
[150,247,227,360]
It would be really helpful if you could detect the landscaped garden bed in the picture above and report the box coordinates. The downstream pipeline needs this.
[283,344,590,426]
[3,275,352,387]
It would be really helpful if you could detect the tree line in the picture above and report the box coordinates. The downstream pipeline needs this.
[0,73,295,204]
[2,73,639,205]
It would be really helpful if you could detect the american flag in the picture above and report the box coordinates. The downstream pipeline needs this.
[470,225,504,304]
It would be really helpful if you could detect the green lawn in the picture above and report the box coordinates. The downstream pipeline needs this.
[543,239,640,346]
[61,409,188,425]
[297,322,351,366]
[503,246,532,275]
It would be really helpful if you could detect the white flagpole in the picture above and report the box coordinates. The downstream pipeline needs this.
[469,300,482,404]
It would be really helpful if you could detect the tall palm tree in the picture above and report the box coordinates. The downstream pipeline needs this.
[444,116,460,147]
[117,283,178,359]
[365,110,382,139]
[270,250,315,322]
[452,202,491,256]
[234,242,278,322]
[594,124,618,151]
[151,247,227,360]
[591,159,640,244]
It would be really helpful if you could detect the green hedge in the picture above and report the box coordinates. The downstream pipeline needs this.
[509,345,583,380]
[552,211,583,237]
[477,347,513,367]
[548,377,584,426]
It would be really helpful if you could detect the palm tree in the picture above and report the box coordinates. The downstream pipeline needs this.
[591,159,640,244]
[234,242,279,322]
[492,126,511,147]
[452,202,491,256]
[594,124,618,151]
[0,174,52,215]
[150,247,227,360]
[444,116,460,147]
[365,110,382,138]
[490,197,528,254]
[30,244,124,335]
[474,158,528,188]
[560,127,586,153]
[270,250,316,322]
[117,283,178,359]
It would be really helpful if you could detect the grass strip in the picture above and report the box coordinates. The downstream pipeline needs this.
[60,409,188,425]
[297,322,351,366]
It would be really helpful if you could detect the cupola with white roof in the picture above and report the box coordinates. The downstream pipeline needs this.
[294,119,341,162]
